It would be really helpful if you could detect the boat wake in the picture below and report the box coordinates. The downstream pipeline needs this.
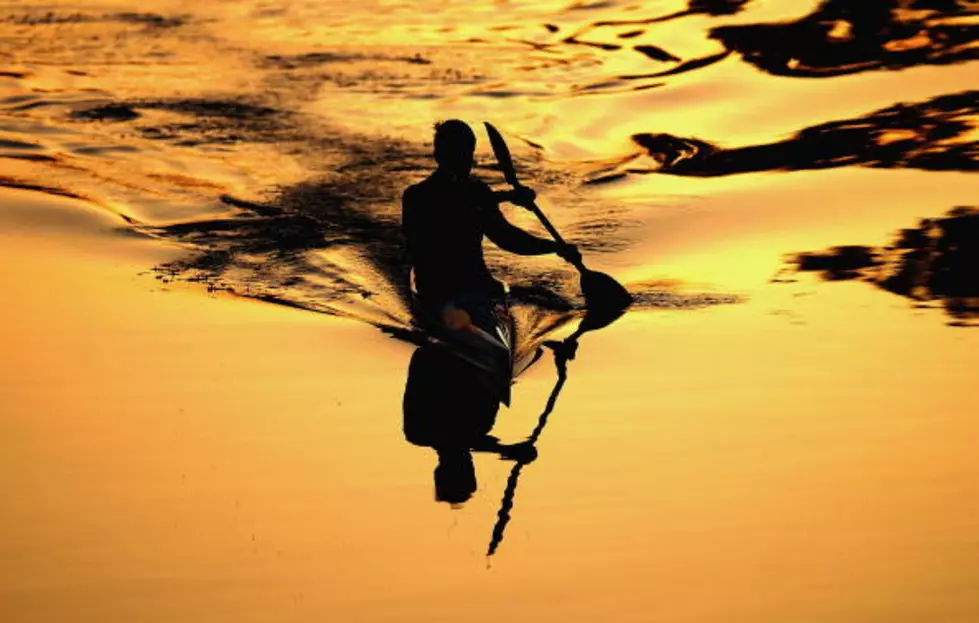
[139,155,741,357]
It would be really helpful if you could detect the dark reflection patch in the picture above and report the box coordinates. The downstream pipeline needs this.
[712,0,979,77]
[0,11,186,28]
[69,98,291,146]
[626,91,978,178]
[782,207,979,325]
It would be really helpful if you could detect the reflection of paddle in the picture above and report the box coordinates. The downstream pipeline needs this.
[484,122,633,330]
[487,338,572,558]
[486,306,621,558]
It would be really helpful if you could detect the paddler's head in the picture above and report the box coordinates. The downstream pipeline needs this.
[433,119,476,181]
[434,447,477,506]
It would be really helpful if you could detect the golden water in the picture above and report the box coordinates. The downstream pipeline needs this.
[1,1,978,621]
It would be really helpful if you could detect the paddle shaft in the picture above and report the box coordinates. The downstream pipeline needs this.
[484,123,584,269]
[484,123,633,313]
[519,196,589,272]
[525,200,564,245]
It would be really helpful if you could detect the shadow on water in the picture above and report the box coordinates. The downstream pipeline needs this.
[776,206,979,326]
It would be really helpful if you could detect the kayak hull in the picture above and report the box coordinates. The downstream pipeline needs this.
[410,293,515,406]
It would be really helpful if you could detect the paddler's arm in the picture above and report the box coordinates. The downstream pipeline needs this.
[482,184,580,262]
[475,182,553,255]
[491,189,532,205]
[482,202,558,256]
[401,185,422,263]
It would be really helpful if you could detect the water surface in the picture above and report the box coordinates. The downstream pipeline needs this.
[1,1,978,621]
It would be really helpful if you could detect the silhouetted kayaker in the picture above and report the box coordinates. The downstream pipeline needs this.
[402,119,580,325]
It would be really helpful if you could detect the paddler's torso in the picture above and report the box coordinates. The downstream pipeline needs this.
[402,173,500,305]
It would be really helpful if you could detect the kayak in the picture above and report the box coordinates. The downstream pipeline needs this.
[409,281,515,406]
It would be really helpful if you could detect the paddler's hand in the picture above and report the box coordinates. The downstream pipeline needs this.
[554,241,582,266]
[500,441,537,464]
[442,307,473,332]
[509,185,537,209]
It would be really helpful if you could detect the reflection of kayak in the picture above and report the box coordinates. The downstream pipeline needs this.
[410,283,515,406]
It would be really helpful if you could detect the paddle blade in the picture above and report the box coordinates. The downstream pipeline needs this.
[579,269,633,332]
[483,122,520,187]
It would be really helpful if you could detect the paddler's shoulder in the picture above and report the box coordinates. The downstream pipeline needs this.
[466,177,494,200]
[467,176,492,191]
[402,178,431,204]
[403,174,443,199]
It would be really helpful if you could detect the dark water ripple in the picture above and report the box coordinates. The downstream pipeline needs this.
[619,91,979,179]
[712,0,979,78]
[778,206,979,325]
[536,0,977,96]
[1,11,186,28]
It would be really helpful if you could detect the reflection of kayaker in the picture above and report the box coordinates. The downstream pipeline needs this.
[402,120,581,402]
[402,346,537,506]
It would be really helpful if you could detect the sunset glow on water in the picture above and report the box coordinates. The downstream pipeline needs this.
[2,1,978,621]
